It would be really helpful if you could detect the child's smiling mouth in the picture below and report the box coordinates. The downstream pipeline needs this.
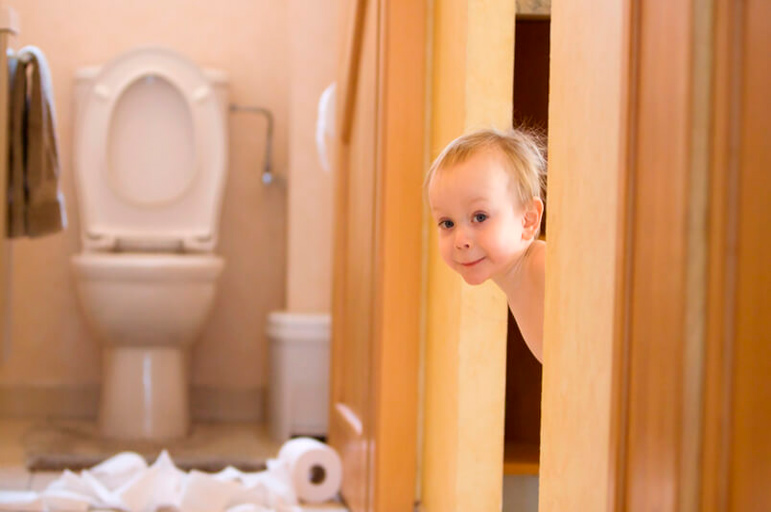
[459,257,485,267]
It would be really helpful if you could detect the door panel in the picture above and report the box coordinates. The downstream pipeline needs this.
[606,0,771,510]
[340,0,376,420]
[716,0,771,508]
[330,0,425,510]
[331,0,375,509]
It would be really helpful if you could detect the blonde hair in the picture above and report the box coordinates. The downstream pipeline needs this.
[425,127,547,208]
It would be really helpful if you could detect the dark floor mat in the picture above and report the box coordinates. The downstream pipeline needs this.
[22,420,280,473]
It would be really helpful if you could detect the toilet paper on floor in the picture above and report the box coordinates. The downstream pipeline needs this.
[278,437,342,504]
[0,437,342,512]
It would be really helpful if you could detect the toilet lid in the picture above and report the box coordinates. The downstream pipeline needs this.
[74,47,227,252]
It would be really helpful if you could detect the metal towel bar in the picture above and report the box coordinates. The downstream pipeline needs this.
[229,104,275,185]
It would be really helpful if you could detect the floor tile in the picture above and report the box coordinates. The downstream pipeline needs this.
[0,466,30,490]
[28,472,60,492]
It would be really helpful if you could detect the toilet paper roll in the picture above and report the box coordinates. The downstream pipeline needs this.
[277,437,342,504]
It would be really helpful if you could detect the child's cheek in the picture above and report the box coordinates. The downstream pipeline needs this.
[438,238,456,269]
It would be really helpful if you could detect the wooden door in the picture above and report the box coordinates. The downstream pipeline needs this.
[607,0,771,509]
[329,1,425,510]
[330,1,377,508]
[542,0,770,510]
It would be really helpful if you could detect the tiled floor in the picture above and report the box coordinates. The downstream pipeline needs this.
[0,419,347,511]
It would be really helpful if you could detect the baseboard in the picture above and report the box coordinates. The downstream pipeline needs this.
[190,387,265,422]
[0,386,99,419]
[0,386,265,422]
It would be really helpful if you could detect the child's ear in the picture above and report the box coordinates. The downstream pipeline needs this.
[522,198,544,239]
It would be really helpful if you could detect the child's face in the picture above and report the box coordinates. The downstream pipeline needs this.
[428,151,531,286]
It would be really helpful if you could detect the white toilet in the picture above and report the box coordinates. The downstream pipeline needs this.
[70,47,229,441]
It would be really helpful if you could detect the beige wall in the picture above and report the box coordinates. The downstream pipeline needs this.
[0,0,335,418]
[286,0,337,313]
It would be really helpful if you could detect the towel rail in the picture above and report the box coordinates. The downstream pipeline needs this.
[229,104,275,185]
[0,3,19,363]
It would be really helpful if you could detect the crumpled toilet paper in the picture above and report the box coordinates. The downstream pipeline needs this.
[0,437,342,512]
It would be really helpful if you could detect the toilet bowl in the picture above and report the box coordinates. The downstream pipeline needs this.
[70,47,229,440]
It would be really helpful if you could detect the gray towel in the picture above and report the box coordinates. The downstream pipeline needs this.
[7,45,66,238]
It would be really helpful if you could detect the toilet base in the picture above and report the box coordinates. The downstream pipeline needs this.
[100,346,190,441]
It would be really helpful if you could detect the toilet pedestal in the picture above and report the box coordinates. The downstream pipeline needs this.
[100,346,189,440]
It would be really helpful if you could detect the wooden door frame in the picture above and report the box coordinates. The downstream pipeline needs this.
[543,0,724,508]
[330,1,370,510]
[370,0,425,509]
[330,0,425,510]
[543,0,721,508]
[421,1,515,510]
[608,0,702,508]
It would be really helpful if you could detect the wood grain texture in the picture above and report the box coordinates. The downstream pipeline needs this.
[610,0,771,510]
[330,0,425,510]
[540,0,627,509]
[727,0,771,507]
[369,0,425,510]
[624,1,692,509]
[422,0,514,510]
[330,1,375,509]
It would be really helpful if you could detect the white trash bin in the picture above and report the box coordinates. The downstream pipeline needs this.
[267,311,331,442]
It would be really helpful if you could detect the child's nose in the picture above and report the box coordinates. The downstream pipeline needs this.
[454,229,472,249]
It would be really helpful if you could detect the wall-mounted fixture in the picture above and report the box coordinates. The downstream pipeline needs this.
[230,104,274,185]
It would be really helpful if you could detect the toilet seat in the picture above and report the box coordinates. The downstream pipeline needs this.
[74,47,227,252]
[72,252,224,282]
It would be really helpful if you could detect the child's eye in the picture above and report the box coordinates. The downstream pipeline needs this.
[438,219,454,230]
[472,213,488,223]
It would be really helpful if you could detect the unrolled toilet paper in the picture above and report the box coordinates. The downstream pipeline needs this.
[277,437,342,504]
[0,438,343,512]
